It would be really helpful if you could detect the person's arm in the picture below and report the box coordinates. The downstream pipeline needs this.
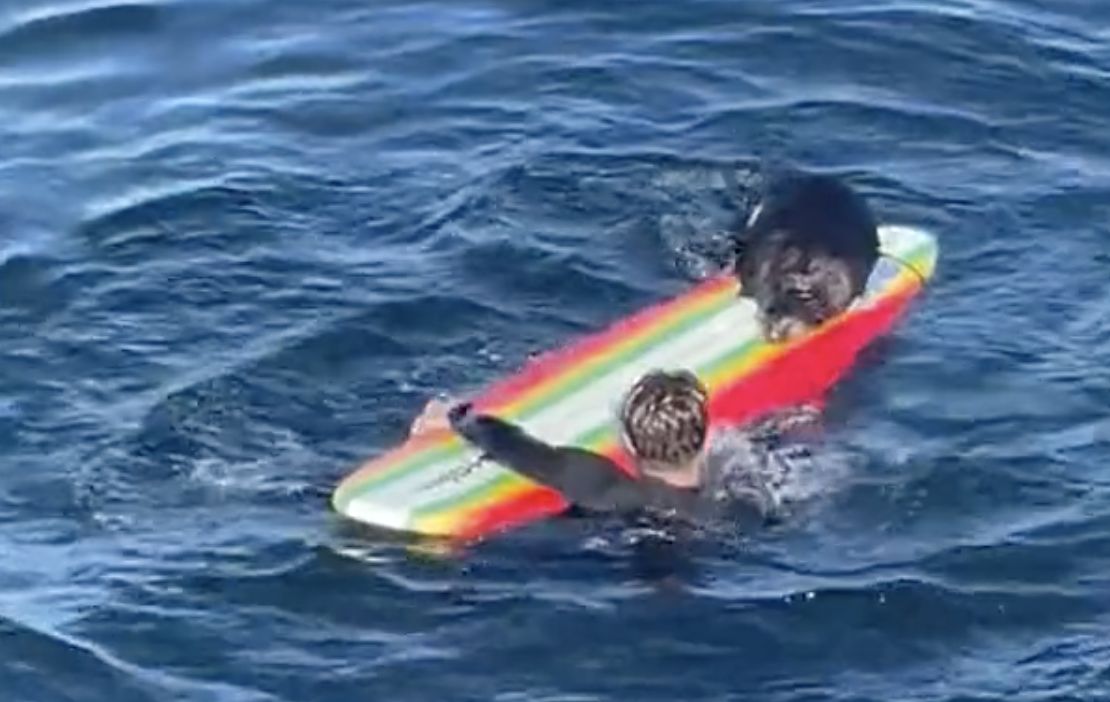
[447,403,645,513]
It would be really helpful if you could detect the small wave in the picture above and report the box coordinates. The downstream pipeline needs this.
[684,96,998,147]
[0,612,155,701]
[79,178,248,240]
[0,1,165,62]
[0,224,60,267]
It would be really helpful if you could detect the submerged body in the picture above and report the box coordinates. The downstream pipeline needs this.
[446,401,816,530]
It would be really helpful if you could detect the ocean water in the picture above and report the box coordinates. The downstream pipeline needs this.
[3,0,1110,700]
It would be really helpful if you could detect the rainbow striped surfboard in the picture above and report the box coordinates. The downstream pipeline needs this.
[332,225,937,542]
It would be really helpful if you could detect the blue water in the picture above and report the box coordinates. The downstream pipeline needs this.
[3,0,1110,699]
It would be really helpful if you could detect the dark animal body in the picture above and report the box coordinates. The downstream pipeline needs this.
[733,174,880,342]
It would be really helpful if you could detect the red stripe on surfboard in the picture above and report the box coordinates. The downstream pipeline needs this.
[445,282,921,543]
[474,276,734,412]
[452,485,569,542]
[707,283,919,424]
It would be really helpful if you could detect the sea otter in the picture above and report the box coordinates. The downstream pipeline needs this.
[733,173,880,342]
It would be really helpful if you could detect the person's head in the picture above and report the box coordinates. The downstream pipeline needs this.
[618,369,710,481]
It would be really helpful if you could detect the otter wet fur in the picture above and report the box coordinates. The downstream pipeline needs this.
[733,174,880,343]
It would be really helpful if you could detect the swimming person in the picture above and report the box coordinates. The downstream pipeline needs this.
[411,370,809,528]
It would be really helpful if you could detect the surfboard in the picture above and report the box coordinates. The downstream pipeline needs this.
[332,225,937,542]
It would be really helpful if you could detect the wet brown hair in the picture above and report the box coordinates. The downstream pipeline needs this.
[618,369,709,469]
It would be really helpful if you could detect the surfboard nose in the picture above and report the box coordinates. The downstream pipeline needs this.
[877,225,939,282]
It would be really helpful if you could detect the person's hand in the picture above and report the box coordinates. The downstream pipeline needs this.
[409,396,456,437]
[447,401,475,431]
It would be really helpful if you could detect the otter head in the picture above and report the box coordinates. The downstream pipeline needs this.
[758,246,855,343]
